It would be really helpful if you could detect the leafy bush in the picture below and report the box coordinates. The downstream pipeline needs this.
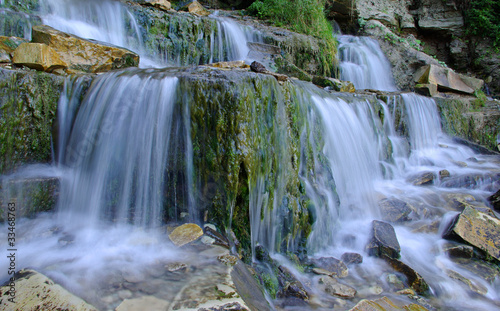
[465,0,500,47]
[246,0,336,75]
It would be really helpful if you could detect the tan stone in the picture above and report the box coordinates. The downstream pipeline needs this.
[415,83,438,97]
[0,269,97,310]
[415,65,483,94]
[115,295,170,311]
[444,206,500,260]
[146,0,171,11]
[349,296,428,311]
[31,25,139,73]
[168,223,203,247]
[188,1,210,16]
[208,60,249,69]
[12,42,67,72]
[0,36,28,63]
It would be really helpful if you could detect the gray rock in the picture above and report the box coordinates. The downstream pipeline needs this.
[340,252,363,265]
[488,188,500,212]
[407,171,435,186]
[366,220,401,259]
[378,198,414,223]
[442,241,474,259]
[247,42,281,55]
[319,276,356,298]
[311,257,348,278]
[231,261,273,311]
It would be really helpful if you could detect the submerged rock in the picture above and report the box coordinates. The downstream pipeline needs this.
[319,276,356,298]
[445,269,488,295]
[276,266,309,301]
[386,258,429,294]
[378,198,414,223]
[407,171,435,186]
[31,25,139,73]
[0,269,98,310]
[442,241,474,259]
[311,257,348,278]
[340,252,363,265]
[443,206,500,261]
[168,223,204,247]
[366,220,401,259]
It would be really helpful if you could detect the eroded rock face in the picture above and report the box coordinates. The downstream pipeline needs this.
[31,25,139,73]
[443,206,500,261]
[366,220,401,259]
[0,269,98,310]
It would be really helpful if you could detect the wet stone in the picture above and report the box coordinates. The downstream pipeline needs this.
[387,274,405,291]
[366,220,401,259]
[439,169,450,179]
[311,257,348,278]
[445,269,488,295]
[407,171,435,186]
[115,295,170,311]
[378,198,414,223]
[488,188,500,211]
[319,276,356,299]
[341,252,363,265]
[386,258,429,294]
[165,262,188,273]
[168,223,203,247]
[442,241,474,259]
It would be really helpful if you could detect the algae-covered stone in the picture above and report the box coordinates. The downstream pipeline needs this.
[366,220,401,259]
[0,269,98,310]
[32,25,139,73]
[168,223,204,247]
[443,206,500,260]
[0,36,27,63]
[386,258,429,294]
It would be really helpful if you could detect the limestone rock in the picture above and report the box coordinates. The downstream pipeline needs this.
[168,223,204,247]
[319,276,356,298]
[247,42,281,55]
[378,198,414,223]
[116,295,170,311]
[32,25,139,73]
[349,296,428,311]
[415,83,437,97]
[366,220,401,259]
[208,60,249,69]
[188,1,210,16]
[12,42,67,72]
[443,206,500,260]
[311,257,348,278]
[144,0,171,11]
[340,252,363,265]
[0,269,97,310]
[415,65,483,94]
[386,258,429,294]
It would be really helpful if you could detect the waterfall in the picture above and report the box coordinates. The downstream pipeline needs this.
[339,35,397,91]
[56,70,191,228]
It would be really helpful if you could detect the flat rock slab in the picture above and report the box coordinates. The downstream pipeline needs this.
[366,220,401,259]
[311,257,348,278]
[116,295,170,311]
[169,223,204,247]
[443,206,500,261]
[349,296,428,311]
[319,276,356,299]
[0,269,97,311]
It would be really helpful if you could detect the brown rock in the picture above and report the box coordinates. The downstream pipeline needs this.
[312,257,348,278]
[445,269,488,295]
[319,276,356,298]
[386,258,429,294]
[250,61,267,73]
[12,42,67,72]
[443,206,500,261]
[145,0,171,11]
[188,1,210,16]
[168,223,204,247]
[407,171,435,186]
[341,252,363,265]
[208,60,249,69]
[415,64,483,94]
[349,296,428,311]
[32,25,139,73]
[0,36,28,63]
[415,83,438,97]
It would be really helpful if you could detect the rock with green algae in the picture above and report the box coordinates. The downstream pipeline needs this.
[168,223,204,247]
[0,269,98,311]
[0,68,65,173]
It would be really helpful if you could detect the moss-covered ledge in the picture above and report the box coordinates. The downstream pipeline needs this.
[436,96,500,152]
[0,68,64,173]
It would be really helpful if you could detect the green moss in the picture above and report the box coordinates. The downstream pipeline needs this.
[0,69,65,173]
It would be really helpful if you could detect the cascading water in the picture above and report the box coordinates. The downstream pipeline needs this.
[339,35,397,91]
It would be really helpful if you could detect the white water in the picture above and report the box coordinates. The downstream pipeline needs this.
[339,35,397,91]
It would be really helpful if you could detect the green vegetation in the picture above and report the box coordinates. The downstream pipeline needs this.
[246,0,336,76]
[465,0,500,48]
[471,89,487,111]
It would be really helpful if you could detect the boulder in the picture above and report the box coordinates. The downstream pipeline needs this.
[378,198,413,223]
[116,295,170,311]
[31,25,139,73]
[366,220,401,259]
[311,257,348,278]
[168,223,204,247]
[319,276,356,298]
[12,42,67,72]
[142,0,172,11]
[0,269,98,310]
[340,252,363,265]
[208,60,249,69]
[0,36,27,63]
[250,60,268,73]
[188,1,210,16]
[415,64,483,94]
[386,258,429,294]
[442,242,474,259]
[488,189,500,211]
[276,266,308,301]
[231,261,273,311]
[443,206,500,260]
[439,169,450,179]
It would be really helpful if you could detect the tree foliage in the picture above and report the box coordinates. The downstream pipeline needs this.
[464,0,500,47]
